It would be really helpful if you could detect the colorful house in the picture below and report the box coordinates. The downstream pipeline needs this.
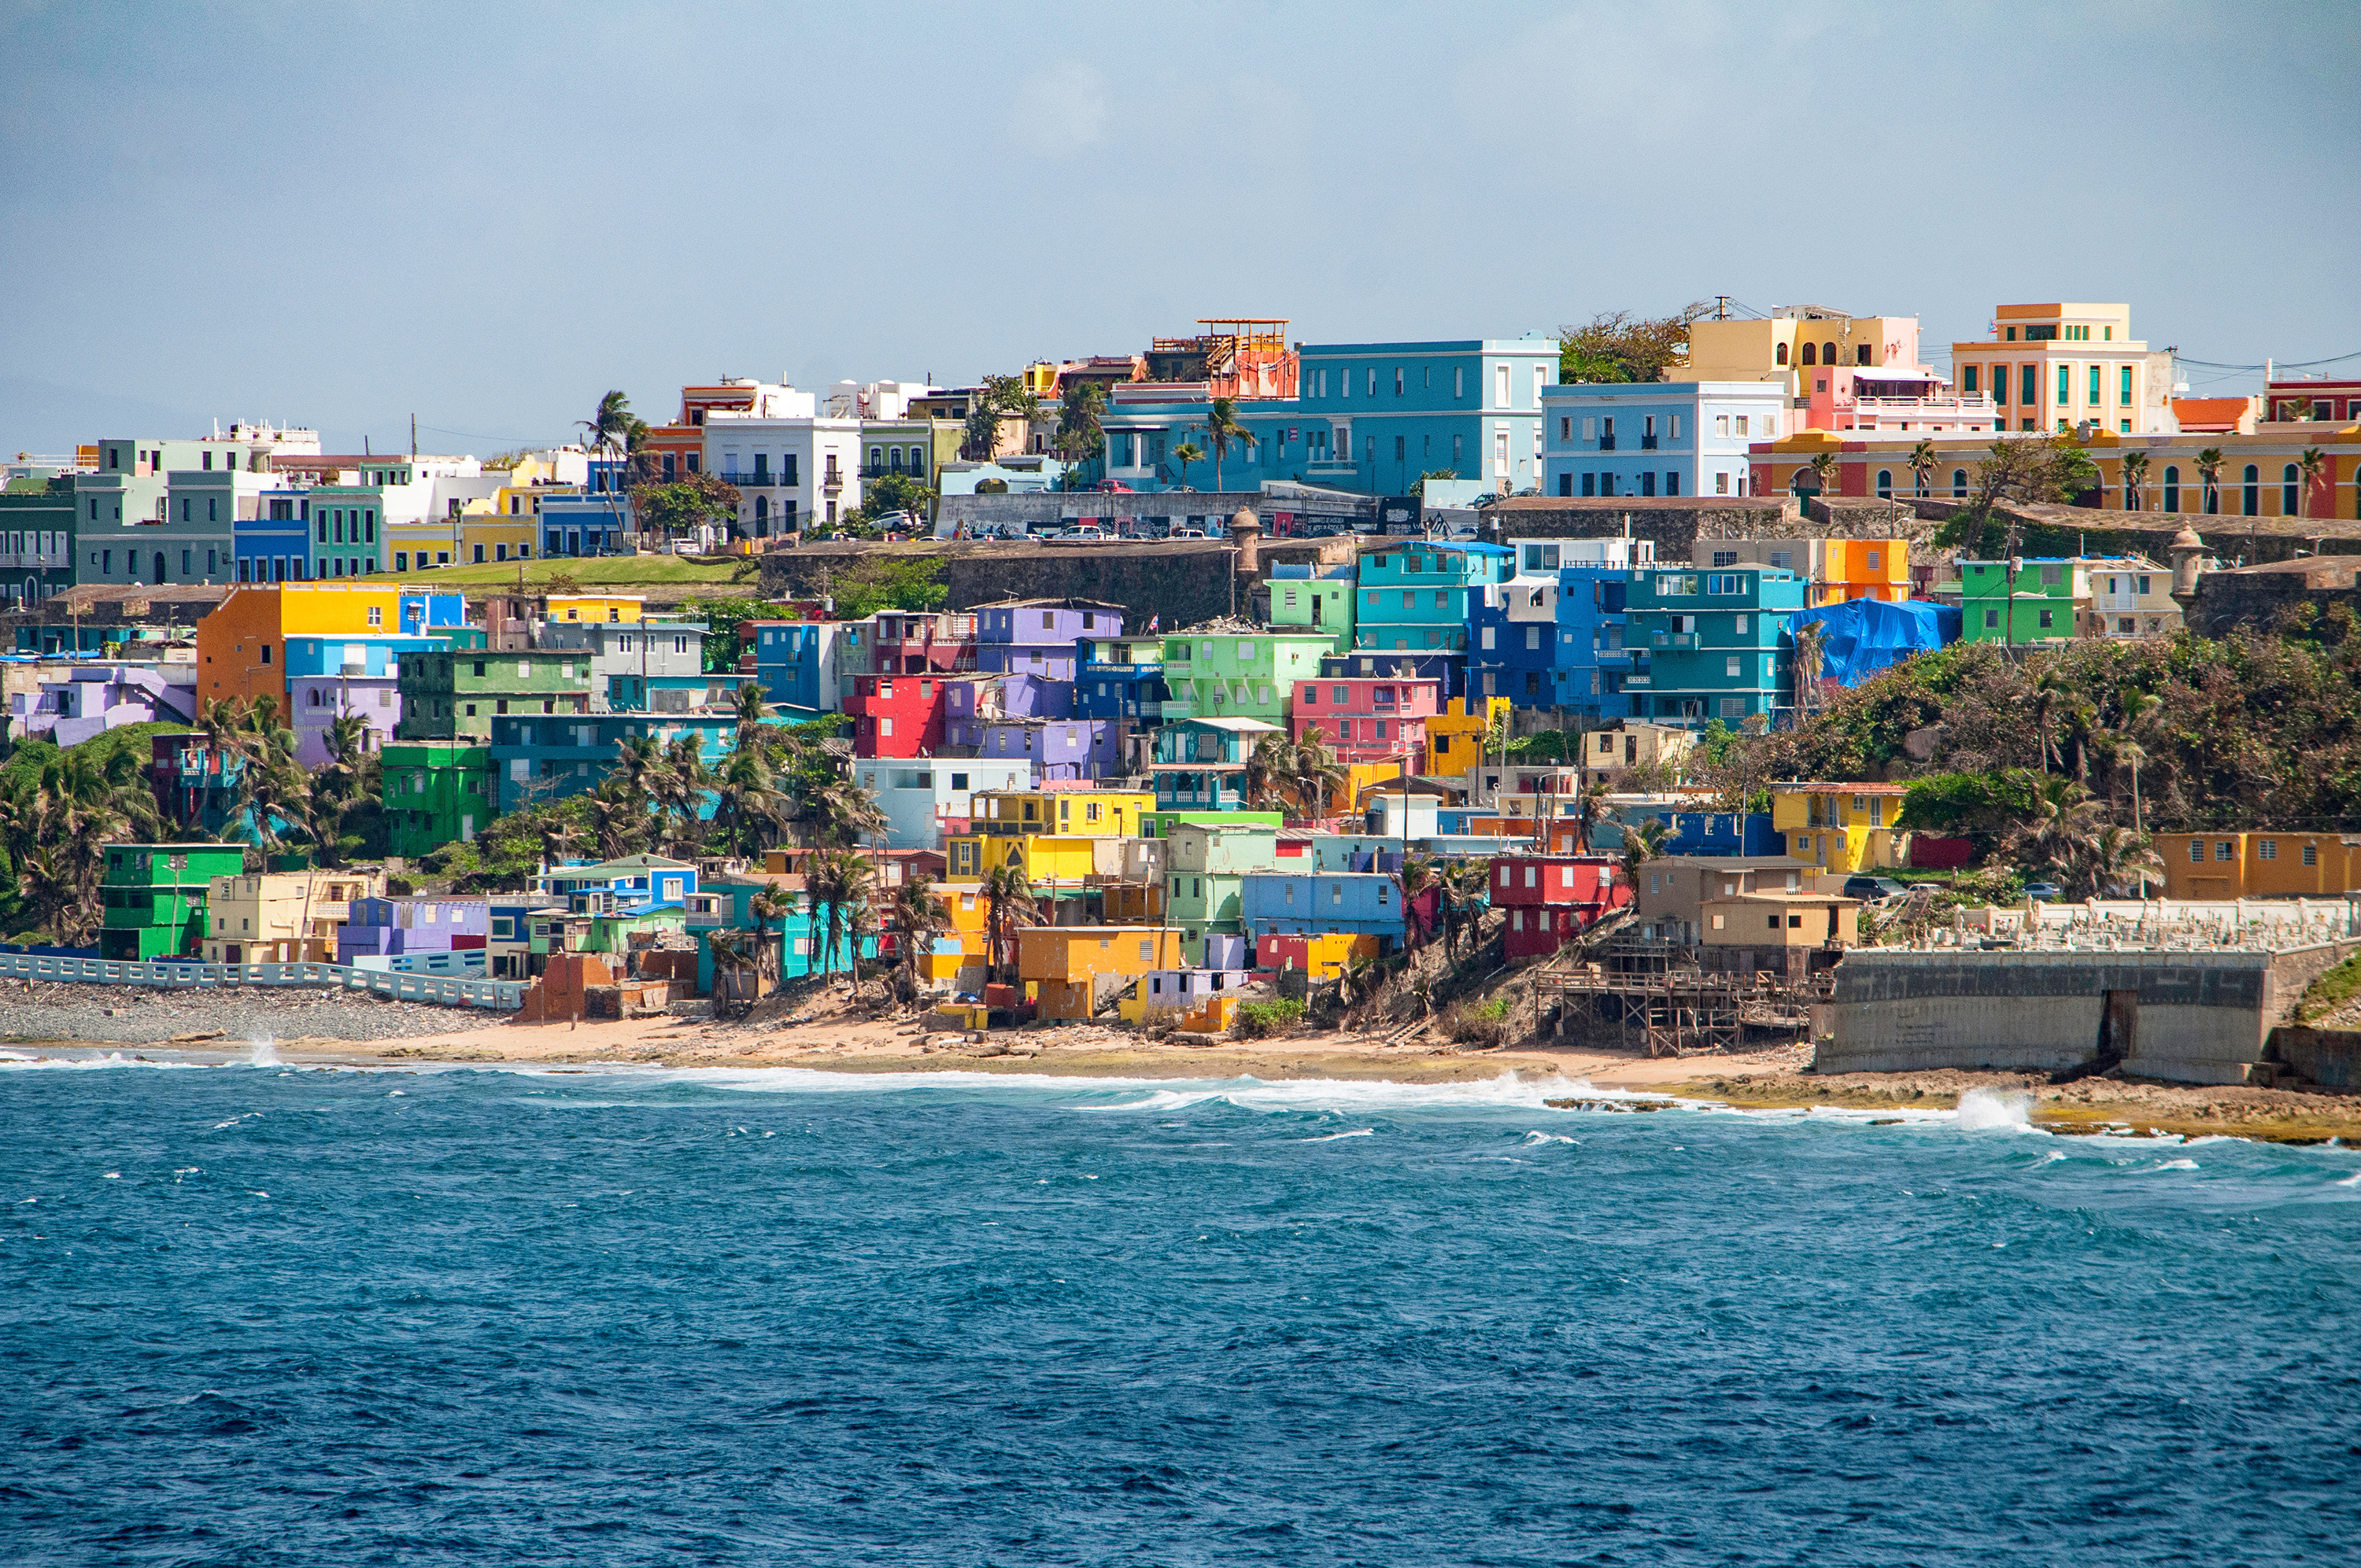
[98,843,246,959]
[1693,537,1912,606]
[1487,854,1628,961]
[1424,695,1509,776]
[1291,675,1439,766]
[848,670,948,757]
[752,620,851,716]
[850,758,1035,849]
[1151,716,1284,812]
[971,788,1151,840]
[382,740,492,859]
[1240,870,1409,949]
[1959,557,2093,644]
[194,582,463,714]
[1542,380,1794,500]
[1768,782,1908,874]
[1622,565,1809,728]
[1265,562,1357,651]
[973,597,1125,681]
[201,868,382,964]
[1158,629,1332,725]
[2153,832,2361,901]
[1354,541,1513,654]
[532,854,698,917]
[1165,821,1279,962]
[337,894,490,970]
[1254,931,1384,980]
[395,648,595,743]
[283,633,447,765]
[1016,925,1185,1020]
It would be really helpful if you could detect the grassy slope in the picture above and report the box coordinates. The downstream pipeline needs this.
[404,555,763,589]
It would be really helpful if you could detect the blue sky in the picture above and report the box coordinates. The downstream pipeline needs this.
[2,0,2355,456]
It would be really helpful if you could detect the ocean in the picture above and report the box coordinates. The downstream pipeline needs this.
[3,1055,2358,1566]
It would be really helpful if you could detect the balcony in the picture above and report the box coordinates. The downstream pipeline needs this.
[821,470,844,493]
[1640,435,1658,451]
[722,472,783,489]
[1306,459,1358,478]
[1650,632,1699,650]
[1598,434,1616,451]
[1623,675,1651,688]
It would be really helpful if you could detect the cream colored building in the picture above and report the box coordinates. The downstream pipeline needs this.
[202,868,386,964]
[2082,557,2183,640]
[1951,303,2176,436]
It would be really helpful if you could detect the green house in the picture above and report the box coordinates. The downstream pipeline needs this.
[382,741,492,860]
[1158,629,1335,725]
[393,649,593,740]
[1140,808,1285,839]
[98,843,248,960]
[1265,566,1358,653]
[1164,821,1280,962]
[1960,558,2092,644]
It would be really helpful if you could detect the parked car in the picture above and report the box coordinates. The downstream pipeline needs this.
[1057,525,1108,544]
[1168,527,1207,539]
[1841,876,1910,903]
[2023,882,2061,902]
[1092,481,1135,493]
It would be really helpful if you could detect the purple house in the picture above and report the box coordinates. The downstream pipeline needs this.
[970,717,1121,781]
[972,598,1125,682]
[944,672,1073,748]
[338,894,490,970]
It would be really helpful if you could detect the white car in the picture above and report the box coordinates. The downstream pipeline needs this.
[1057,526,1108,544]
[1167,527,1207,540]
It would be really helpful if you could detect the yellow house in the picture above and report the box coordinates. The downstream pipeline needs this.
[1018,925,1186,1020]
[972,788,1151,839]
[546,593,645,625]
[201,868,386,963]
[451,481,564,568]
[1426,695,1509,775]
[911,879,992,985]
[1769,782,1908,874]
[2153,832,2361,900]
[1693,538,1912,604]
[386,513,466,575]
[944,831,1103,887]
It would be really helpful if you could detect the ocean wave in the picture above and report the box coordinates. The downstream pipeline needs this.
[1296,1127,1375,1142]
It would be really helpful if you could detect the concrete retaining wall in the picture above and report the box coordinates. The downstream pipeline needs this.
[2269,1026,2361,1089]
[0,951,523,1010]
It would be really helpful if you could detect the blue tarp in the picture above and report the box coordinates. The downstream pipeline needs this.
[1792,597,1960,687]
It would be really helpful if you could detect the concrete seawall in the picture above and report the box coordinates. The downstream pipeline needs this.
[1811,942,2361,1086]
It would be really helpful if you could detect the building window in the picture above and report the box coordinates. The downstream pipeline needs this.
[2119,365,2134,407]
[1876,469,1892,499]
[2283,463,2300,515]
[2304,843,2319,866]
[2163,466,2180,511]
[1801,342,1816,367]
[2189,840,2205,862]
[1581,474,1595,496]
[2021,364,2038,408]
[2259,839,2277,861]
[2215,841,2234,861]
[2244,465,2260,516]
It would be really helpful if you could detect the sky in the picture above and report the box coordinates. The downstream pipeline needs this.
[2,0,2355,457]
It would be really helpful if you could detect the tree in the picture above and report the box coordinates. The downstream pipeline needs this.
[748,887,793,986]
[1438,859,1491,958]
[2297,448,2326,521]
[2073,823,2163,901]
[1052,382,1107,483]
[1171,440,1205,489]
[1243,732,1296,810]
[888,873,951,1006]
[1908,438,1937,499]
[1934,434,2104,550]
[979,862,1037,986]
[583,775,646,861]
[2196,447,2225,515]
[1805,450,1838,500]
[1791,618,1830,721]
[2004,775,2105,884]
[807,849,875,984]
[2121,450,2150,513]
[828,555,948,620]
[1397,850,1437,949]
[1289,729,1347,822]
[1616,819,1669,895]
[730,681,770,749]
[855,472,934,529]
[1557,305,1709,384]
[630,474,742,541]
[963,372,1040,462]
[1409,467,1463,496]
[1572,780,1609,854]
[711,748,785,857]
[579,390,637,463]
[1204,397,1254,491]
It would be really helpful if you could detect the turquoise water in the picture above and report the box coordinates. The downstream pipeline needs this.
[3,1057,2359,1565]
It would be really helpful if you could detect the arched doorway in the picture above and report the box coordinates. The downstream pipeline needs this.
[153,552,167,582]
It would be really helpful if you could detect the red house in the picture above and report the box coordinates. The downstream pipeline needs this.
[1490,853,1628,960]
[1292,676,1441,764]
[870,611,977,675]
[848,672,948,758]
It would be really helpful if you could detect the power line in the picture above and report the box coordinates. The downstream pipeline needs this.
[2176,349,2361,372]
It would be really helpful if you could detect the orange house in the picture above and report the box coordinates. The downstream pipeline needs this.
[194,583,406,711]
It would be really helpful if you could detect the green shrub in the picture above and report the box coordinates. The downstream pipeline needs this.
[2299,955,2361,1024]
[1445,995,1513,1046]
[1235,999,1306,1039]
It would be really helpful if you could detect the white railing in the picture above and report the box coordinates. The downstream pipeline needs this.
[0,952,523,1010]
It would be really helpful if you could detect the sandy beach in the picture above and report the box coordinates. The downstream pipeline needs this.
[19,980,2360,1144]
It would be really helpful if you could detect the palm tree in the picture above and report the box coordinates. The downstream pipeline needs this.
[1616,818,1669,896]
[2005,776,2104,885]
[2070,824,2163,902]
[2121,450,2150,512]
[583,775,645,861]
[613,734,665,805]
[659,733,713,855]
[1333,952,1381,1030]
[888,873,951,1005]
[1806,450,1838,502]
[1397,850,1438,950]
[2197,447,2224,515]
[1290,729,1346,822]
[538,813,586,869]
[748,887,792,987]
[2297,447,2326,521]
[1439,859,1491,958]
[16,845,83,947]
[1790,618,1828,722]
[816,777,888,850]
[1243,731,1296,810]
[979,862,1037,987]
[1171,439,1205,489]
[711,749,785,858]
[804,850,876,986]
[1572,779,1609,854]
[730,682,770,751]
[1204,397,1255,491]
[1908,438,1937,499]
[2027,677,2066,773]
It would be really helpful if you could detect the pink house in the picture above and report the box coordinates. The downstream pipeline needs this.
[1291,676,1440,765]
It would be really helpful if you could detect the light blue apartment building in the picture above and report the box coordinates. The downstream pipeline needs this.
[1355,541,1513,653]
[1540,382,1789,501]
[1621,564,1809,728]
[1095,337,1561,496]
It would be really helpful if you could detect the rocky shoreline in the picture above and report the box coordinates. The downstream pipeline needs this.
[0,981,512,1049]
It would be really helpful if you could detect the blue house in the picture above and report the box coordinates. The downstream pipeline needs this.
[686,874,877,994]
[395,590,467,636]
[1151,716,1284,811]
[1319,648,1466,703]
[235,489,312,582]
[1355,541,1513,655]
[1240,870,1406,949]
[1468,571,1562,708]
[1075,635,1166,725]
[1622,564,1809,728]
[1598,809,1782,857]
[751,621,848,717]
[489,711,739,810]
[1094,338,1559,497]
[540,466,630,558]
[533,854,698,917]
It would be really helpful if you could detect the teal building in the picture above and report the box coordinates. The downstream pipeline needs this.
[1621,564,1808,728]
[1354,541,1514,654]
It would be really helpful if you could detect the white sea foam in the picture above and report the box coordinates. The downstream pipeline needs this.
[1956,1089,2035,1132]
[2146,1157,2200,1172]
[1523,1131,1577,1146]
[2336,1171,2361,1187]
[248,1037,280,1068]
[1297,1127,1375,1142]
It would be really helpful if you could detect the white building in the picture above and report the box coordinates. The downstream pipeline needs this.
[852,758,1034,850]
[2085,557,2182,640]
[1542,382,1790,502]
[703,409,864,537]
